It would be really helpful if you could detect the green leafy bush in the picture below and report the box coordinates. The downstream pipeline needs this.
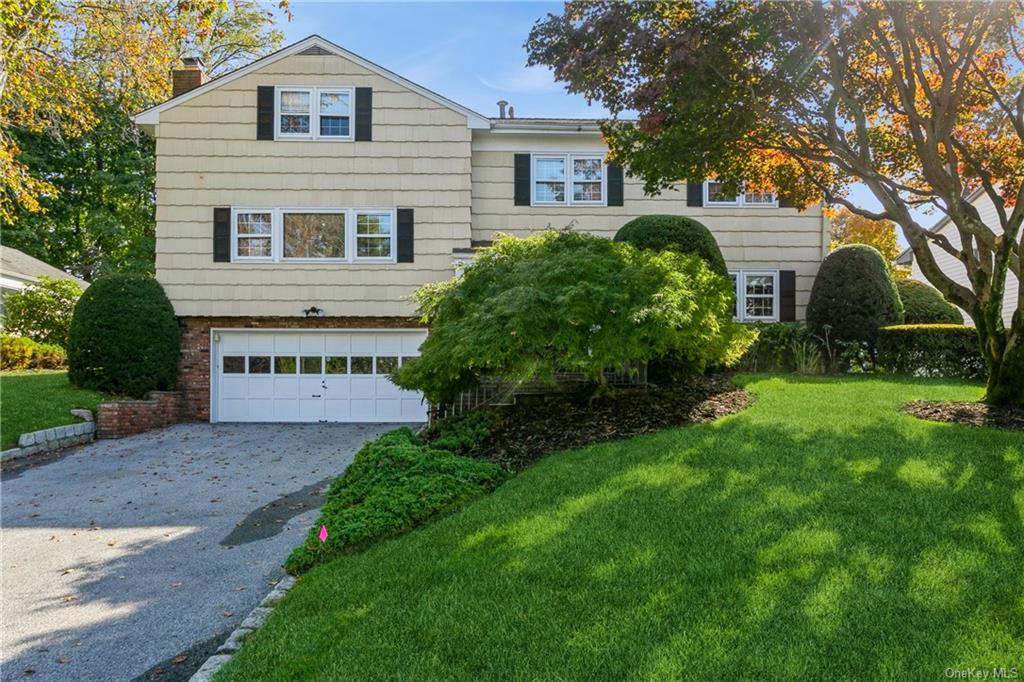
[394,230,755,403]
[67,274,179,397]
[739,322,818,372]
[0,334,66,370]
[806,244,903,347]
[422,409,495,455]
[2,276,83,348]
[613,214,728,276]
[286,428,505,574]
[896,280,962,324]
[877,324,984,379]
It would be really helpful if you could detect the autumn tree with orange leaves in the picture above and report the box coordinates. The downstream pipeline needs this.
[528,0,1024,406]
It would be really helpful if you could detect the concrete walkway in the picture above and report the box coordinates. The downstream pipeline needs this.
[1,422,403,682]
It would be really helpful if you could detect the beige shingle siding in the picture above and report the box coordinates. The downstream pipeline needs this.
[908,192,1018,325]
[154,51,472,317]
[471,139,828,319]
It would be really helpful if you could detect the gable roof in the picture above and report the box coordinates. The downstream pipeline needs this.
[133,35,490,130]
[0,246,88,287]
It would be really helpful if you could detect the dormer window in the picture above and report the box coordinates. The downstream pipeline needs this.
[275,86,353,140]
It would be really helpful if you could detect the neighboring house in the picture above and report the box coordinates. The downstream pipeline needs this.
[896,189,1019,326]
[133,35,829,425]
[0,246,88,321]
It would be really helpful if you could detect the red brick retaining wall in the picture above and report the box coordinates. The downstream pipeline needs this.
[96,391,183,439]
[177,316,423,422]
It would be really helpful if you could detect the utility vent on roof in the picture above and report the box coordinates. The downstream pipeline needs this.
[298,45,333,56]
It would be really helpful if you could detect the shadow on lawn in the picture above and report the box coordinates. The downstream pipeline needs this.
[228,377,1024,680]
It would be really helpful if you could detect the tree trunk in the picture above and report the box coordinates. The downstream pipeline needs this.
[976,311,1024,407]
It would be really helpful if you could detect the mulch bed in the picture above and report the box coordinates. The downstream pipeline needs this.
[904,400,1024,432]
[475,374,751,470]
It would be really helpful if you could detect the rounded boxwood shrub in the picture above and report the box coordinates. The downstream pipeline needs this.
[896,280,962,324]
[877,324,984,379]
[67,274,179,397]
[613,214,728,276]
[806,244,903,346]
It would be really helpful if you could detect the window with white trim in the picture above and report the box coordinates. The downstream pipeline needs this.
[232,208,395,263]
[532,154,605,206]
[705,181,778,208]
[275,86,353,140]
[730,270,779,321]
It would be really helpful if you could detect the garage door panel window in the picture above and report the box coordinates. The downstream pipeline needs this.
[300,356,323,374]
[274,357,297,374]
[232,208,396,263]
[248,356,271,374]
[223,356,245,373]
[325,356,348,374]
[376,356,399,374]
[351,356,373,374]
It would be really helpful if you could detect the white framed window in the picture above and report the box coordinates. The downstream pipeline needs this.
[729,270,779,322]
[354,211,395,261]
[231,207,396,263]
[275,86,354,141]
[704,181,778,208]
[532,153,606,206]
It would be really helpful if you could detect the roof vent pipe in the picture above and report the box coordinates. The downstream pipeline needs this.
[497,100,508,119]
[507,105,514,119]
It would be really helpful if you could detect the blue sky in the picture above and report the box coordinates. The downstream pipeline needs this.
[268,2,929,237]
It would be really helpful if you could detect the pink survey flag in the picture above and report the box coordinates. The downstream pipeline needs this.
[318,525,328,543]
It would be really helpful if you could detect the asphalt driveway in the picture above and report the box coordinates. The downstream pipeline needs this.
[1,422,404,682]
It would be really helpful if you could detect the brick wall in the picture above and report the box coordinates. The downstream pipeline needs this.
[178,316,423,422]
[96,391,183,438]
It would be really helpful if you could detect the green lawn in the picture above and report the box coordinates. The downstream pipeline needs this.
[218,376,1024,681]
[0,371,105,449]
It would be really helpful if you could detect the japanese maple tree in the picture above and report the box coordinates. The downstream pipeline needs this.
[527,0,1024,406]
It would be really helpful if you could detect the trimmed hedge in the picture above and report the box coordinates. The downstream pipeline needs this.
[877,324,984,380]
[613,214,728,276]
[0,334,66,370]
[286,427,505,574]
[67,274,179,398]
[896,280,962,324]
[807,244,904,346]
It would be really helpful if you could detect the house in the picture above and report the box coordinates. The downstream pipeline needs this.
[896,189,1018,326]
[0,246,88,321]
[132,35,829,425]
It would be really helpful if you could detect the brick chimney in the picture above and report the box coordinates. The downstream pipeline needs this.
[172,57,207,97]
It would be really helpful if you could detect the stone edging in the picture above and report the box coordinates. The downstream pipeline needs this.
[188,575,296,682]
[1,416,96,462]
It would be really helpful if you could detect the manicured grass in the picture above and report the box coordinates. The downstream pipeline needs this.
[0,371,105,449]
[218,376,1024,681]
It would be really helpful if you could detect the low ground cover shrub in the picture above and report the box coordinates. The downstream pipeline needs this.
[286,428,506,574]
[422,409,495,455]
[2,276,83,349]
[0,334,66,370]
[613,214,728,276]
[394,230,754,403]
[877,324,984,380]
[67,274,179,397]
[806,245,903,348]
[896,280,962,324]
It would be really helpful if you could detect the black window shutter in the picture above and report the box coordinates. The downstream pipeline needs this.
[779,270,797,321]
[778,195,794,208]
[397,208,414,263]
[213,208,231,262]
[607,165,624,206]
[355,87,372,141]
[686,182,704,207]
[514,154,531,206]
[256,86,275,140]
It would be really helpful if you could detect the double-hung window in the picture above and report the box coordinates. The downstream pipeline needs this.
[730,271,779,321]
[275,86,353,140]
[532,154,606,206]
[705,181,778,208]
[232,208,395,263]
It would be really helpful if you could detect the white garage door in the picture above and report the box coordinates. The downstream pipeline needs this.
[213,330,428,423]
